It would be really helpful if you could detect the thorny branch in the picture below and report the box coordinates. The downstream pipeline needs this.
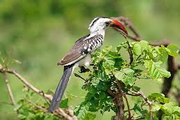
[0,68,77,120]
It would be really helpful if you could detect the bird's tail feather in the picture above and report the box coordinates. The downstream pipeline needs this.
[48,65,74,112]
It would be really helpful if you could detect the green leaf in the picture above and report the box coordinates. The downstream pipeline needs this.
[14,104,22,111]
[133,86,141,91]
[161,102,180,115]
[133,43,142,56]
[75,104,89,120]
[167,44,179,57]
[60,98,69,108]
[133,40,149,56]
[115,68,136,86]
[144,60,171,79]
[99,92,107,99]
[152,103,161,111]
[148,93,169,103]
[84,113,96,120]
[159,46,168,62]
[158,68,171,78]
[133,103,147,116]
[115,71,124,80]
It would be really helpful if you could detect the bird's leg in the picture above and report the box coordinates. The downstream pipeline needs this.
[79,66,90,73]
[90,63,98,70]
[90,63,94,66]
[74,73,87,82]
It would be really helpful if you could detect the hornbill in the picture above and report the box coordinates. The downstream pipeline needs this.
[48,17,128,112]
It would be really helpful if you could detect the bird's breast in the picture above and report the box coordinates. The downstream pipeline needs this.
[76,54,91,67]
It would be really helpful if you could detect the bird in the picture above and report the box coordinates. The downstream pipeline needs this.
[48,17,128,112]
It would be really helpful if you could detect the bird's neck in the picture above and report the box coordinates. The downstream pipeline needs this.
[90,29,105,38]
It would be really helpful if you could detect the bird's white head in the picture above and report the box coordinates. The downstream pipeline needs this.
[88,17,128,37]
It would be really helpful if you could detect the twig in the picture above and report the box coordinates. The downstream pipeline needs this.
[74,73,87,82]
[0,101,13,105]
[122,92,132,119]
[129,90,153,120]
[0,68,52,100]
[0,68,77,120]
[2,72,15,105]
[126,40,133,65]
[114,16,180,107]
[26,99,47,112]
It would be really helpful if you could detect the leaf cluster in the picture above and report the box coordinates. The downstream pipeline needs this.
[74,40,180,120]
[14,40,180,120]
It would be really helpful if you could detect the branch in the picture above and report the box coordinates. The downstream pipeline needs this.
[122,92,132,119]
[2,72,15,105]
[111,71,124,120]
[114,16,180,104]
[0,68,77,120]
[0,68,52,100]
[162,56,179,97]
[126,40,133,65]
[129,90,153,120]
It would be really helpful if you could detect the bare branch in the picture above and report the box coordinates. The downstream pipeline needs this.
[2,72,15,105]
[1,68,52,100]
[126,40,133,65]
[162,56,178,97]
[122,92,132,119]
[0,68,77,120]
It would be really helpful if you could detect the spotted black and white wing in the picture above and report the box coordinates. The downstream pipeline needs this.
[57,34,103,66]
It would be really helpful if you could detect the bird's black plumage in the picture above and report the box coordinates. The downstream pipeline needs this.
[48,64,74,112]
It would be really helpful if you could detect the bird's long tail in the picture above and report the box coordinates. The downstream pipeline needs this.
[48,65,74,112]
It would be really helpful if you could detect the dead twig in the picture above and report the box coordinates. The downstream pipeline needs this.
[0,68,77,120]
[2,72,15,105]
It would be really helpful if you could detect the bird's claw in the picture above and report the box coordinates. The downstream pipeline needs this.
[79,66,90,73]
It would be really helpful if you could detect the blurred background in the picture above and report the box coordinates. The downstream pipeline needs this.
[0,0,180,120]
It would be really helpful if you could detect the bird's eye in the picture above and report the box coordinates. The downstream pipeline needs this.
[105,22,110,26]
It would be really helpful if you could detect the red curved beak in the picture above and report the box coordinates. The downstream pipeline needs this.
[110,19,128,38]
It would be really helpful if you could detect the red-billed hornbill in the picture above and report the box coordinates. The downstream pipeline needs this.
[48,17,128,112]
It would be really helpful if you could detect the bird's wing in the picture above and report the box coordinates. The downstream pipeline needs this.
[58,34,102,66]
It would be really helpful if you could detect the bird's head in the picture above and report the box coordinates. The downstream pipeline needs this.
[89,17,128,37]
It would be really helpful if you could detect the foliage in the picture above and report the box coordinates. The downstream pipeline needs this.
[9,40,180,119]
[15,41,180,120]
[73,40,179,120]
[14,90,59,120]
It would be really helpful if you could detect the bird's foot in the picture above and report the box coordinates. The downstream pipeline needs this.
[90,63,94,66]
[79,66,90,73]
[74,73,87,82]
[90,63,98,70]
